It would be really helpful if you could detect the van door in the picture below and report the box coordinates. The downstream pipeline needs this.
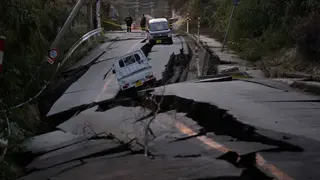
[115,51,150,79]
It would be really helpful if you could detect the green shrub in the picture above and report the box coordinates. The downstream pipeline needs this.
[0,0,89,178]
[294,13,320,61]
[169,0,320,62]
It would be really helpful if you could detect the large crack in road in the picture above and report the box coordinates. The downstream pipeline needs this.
[19,34,307,180]
[107,91,301,180]
[157,95,303,152]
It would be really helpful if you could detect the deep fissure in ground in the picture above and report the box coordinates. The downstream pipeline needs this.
[119,93,304,179]
[153,95,303,152]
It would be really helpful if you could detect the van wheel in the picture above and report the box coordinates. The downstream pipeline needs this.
[145,79,157,89]
[151,78,157,87]
[169,38,173,44]
[149,40,155,45]
[122,88,138,97]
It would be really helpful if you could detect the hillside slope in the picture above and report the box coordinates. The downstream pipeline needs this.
[170,0,320,76]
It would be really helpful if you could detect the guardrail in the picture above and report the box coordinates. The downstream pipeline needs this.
[0,28,105,114]
[58,27,104,69]
[0,28,105,161]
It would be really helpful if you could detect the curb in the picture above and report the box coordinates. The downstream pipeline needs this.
[177,31,204,49]
[282,72,311,79]
[282,71,320,82]
[184,33,221,76]
[180,33,206,78]
[182,32,320,84]
[256,60,271,78]
[256,61,320,83]
[291,81,320,95]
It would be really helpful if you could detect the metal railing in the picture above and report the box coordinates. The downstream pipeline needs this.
[1,28,104,113]
[58,28,104,69]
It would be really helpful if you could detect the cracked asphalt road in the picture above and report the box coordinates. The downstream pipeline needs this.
[19,31,320,180]
[47,32,185,116]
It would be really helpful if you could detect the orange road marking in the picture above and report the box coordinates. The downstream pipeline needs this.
[175,121,294,180]
[256,154,294,180]
[95,38,142,102]
[95,75,114,102]
[176,122,230,153]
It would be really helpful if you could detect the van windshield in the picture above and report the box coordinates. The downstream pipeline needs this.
[149,22,169,31]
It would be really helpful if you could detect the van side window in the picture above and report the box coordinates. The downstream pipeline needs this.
[124,55,136,66]
[134,54,141,62]
[119,60,125,68]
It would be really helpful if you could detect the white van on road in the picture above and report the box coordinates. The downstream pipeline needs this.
[147,18,173,44]
[112,50,156,91]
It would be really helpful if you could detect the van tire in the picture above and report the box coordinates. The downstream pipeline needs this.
[168,38,173,44]
[148,78,157,88]
[121,88,138,97]
[149,40,155,45]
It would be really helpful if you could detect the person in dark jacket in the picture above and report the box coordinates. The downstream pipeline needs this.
[125,15,133,32]
[140,14,147,34]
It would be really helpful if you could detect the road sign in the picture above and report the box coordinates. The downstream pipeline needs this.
[48,49,58,59]
[46,57,54,65]
[233,0,240,6]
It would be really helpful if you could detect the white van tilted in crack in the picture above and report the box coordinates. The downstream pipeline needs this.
[112,50,156,91]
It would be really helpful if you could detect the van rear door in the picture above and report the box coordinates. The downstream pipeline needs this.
[114,50,151,80]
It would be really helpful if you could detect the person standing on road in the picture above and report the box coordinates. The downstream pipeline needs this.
[140,14,147,34]
[125,14,133,33]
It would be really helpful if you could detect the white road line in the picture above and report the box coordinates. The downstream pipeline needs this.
[127,40,141,53]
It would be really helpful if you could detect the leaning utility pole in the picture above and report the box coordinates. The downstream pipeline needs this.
[51,0,86,50]
[221,0,239,52]
[96,0,101,29]
[87,2,93,31]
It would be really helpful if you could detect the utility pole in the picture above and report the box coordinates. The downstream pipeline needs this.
[186,13,190,34]
[150,2,154,17]
[172,8,175,18]
[87,3,93,31]
[197,17,201,40]
[96,0,101,29]
[135,0,139,20]
[164,4,169,18]
[51,0,86,50]
[195,45,201,77]
[221,0,239,52]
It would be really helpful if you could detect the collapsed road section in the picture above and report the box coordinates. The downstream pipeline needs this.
[18,32,320,180]
[144,80,320,180]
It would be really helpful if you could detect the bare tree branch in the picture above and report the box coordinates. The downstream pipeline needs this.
[143,85,167,157]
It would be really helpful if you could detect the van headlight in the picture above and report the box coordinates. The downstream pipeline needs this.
[168,33,172,37]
